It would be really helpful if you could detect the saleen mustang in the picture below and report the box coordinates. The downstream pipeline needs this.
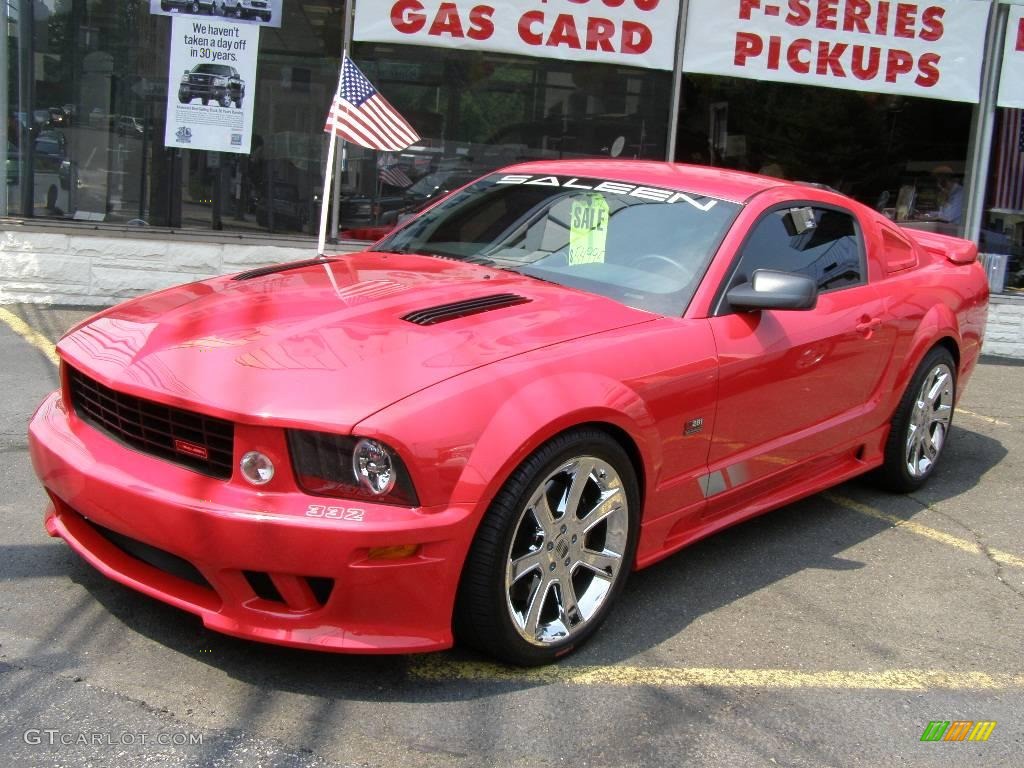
[29,161,989,665]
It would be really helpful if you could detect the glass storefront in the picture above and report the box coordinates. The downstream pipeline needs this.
[0,0,1013,297]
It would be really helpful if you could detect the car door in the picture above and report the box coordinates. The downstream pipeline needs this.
[703,203,893,515]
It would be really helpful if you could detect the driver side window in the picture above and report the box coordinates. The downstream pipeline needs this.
[730,206,864,294]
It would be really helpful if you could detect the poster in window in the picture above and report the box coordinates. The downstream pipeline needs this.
[149,0,282,29]
[164,15,260,153]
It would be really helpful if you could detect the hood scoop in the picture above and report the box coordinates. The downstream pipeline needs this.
[402,293,531,326]
[233,257,338,281]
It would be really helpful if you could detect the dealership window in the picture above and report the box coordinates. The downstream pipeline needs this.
[673,75,973,234]
[979,107,1024,294]
[2,0,669,238]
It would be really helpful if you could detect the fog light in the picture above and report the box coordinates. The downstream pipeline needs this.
[367,544,420,560]
[352,438,396,495]
[240,451,274,486]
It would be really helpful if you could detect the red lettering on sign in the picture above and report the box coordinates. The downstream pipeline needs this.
[1017,18,1024,52]
[468,6,493,40]
[919,7,944,42]
[621,21,652,54]
[850,44,880,80]
[915,51,940,87]
[816,0,839,31]
[548,14,581,48]
[893,3,917,39]
[429,2,465,38]
[519,10,544,45]
[816,40,848,76]
[876,1,890,35]
[843,0,871,33]
[786,0,811,27]
[885,49,914,82]
[391,0,426,34]
[587,17,616,52]
[787,38,812,73]
[735,31,763,66]
[740,0,762,21]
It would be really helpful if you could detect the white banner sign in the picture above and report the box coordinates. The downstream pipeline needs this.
[165,16,260,153]
[999,6,1024,108]
[682,0,989,103]
[354,0,681,71]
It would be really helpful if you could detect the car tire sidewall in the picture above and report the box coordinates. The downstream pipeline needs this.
[455,429,640,666]
[878,346,957,493]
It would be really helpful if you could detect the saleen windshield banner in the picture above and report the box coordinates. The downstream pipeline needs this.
[354,0,681,71]
[682,0,989,103]
[998,5,1024,108]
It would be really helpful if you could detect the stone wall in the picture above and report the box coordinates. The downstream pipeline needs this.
[2,226,1023,359]
[982,294,1024,359]
[0,227,361,306]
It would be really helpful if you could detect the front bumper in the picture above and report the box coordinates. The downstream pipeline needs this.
[28,391,477,653]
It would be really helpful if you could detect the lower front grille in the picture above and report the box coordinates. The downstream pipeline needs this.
[67,366,234,479]
[90,521,212,590]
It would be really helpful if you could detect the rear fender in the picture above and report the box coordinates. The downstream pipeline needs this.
[892,303,961,407]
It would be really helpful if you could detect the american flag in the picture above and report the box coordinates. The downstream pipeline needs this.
[379,159,413,188]
[324,56,420,152]
[992,108,1024,211]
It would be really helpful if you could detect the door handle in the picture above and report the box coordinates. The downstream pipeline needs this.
[856,317,882,334]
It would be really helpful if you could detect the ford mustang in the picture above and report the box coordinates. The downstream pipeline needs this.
[28,161,989,665]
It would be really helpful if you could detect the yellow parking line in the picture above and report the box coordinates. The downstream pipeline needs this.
[958,408,1011,427]
[0,307,59,366]
[409,657,1024,691]
[824,493,1024,570]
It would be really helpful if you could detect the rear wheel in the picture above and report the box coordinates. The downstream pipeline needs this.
[877,347,956,492]
[455,429,639,665]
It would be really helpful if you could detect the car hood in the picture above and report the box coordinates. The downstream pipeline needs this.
[58,252,654,431]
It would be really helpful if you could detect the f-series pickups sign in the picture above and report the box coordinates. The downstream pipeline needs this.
[683,0,989,102]
[354,0,681,70]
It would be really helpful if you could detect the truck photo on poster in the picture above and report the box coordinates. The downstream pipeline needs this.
[149,0,282,29]
[164,16,260,153]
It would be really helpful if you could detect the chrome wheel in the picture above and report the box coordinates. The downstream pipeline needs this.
[504,456,629,646]
[905,362,954,478]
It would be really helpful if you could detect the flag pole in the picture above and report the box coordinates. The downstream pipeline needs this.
[317,58,347,258]
[330,0,354,244]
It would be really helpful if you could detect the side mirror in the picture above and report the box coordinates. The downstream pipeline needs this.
[726,269,818,311]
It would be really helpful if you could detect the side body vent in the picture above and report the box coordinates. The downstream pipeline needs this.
[233,257,337,281]
[402,293,530,326]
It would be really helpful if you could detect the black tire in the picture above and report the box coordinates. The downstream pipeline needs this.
[200,98,209,106]
[876,346,957,493]
[454,429,640,665]
[178,93,189,104]
[234,97,243,109]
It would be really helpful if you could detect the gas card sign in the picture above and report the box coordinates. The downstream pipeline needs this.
[355,0,681,70]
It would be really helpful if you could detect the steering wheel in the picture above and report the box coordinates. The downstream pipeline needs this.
[634,253,692,281]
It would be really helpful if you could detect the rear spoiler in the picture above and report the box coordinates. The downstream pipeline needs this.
[901,227,978,265]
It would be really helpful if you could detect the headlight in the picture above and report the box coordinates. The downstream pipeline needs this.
[287,430,418,507]
[213,77,228,86]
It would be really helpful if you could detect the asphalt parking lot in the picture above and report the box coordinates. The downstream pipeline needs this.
[1,302,1022,768]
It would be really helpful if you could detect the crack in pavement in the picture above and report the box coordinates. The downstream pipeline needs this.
[907,492,1024,603]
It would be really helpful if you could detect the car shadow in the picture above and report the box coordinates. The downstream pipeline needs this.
[36,421,1010,704]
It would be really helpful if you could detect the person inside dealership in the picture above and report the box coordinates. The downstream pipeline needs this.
[928,165,964,225]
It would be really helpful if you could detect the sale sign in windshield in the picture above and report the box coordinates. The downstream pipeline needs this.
[682,0,989,103]
[355,0,681,70]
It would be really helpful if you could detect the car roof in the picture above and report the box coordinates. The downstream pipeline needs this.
[500,159,793,204]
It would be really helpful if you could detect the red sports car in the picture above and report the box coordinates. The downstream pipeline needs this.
[29,161,989,665]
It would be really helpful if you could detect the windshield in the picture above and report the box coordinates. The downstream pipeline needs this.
[377,173,740,316]
[194,65,234,76]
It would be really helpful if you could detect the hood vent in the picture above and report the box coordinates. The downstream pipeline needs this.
[233,257,337,281]
[402,293,530,326]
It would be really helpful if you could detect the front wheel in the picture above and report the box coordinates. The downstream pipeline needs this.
[876,347,956,492]
[455,429,639,665]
